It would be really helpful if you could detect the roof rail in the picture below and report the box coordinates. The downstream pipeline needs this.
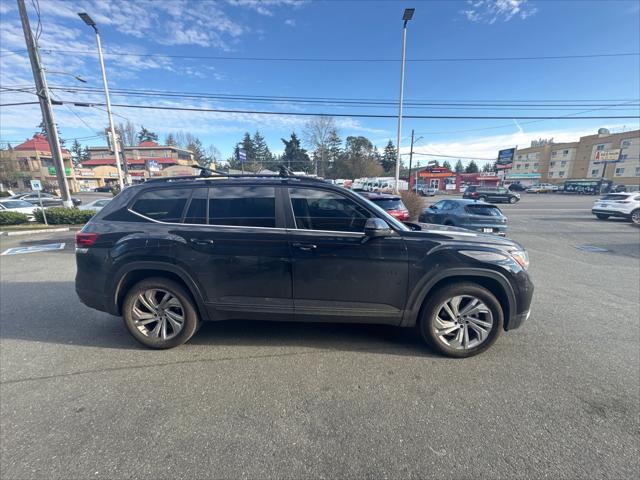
[144,164,327,183]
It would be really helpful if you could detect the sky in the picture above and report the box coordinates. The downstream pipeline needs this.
[1,0,639,167]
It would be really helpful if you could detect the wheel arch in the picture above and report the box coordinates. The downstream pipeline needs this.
[403,269,515,330]
[113,262,210,321]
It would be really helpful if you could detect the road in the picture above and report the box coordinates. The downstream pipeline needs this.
[1,194,638,479]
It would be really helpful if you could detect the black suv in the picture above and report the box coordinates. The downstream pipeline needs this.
[76,173,533,357]
[463,185,520,204]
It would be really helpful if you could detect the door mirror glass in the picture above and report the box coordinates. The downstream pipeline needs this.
[364,218,393,237]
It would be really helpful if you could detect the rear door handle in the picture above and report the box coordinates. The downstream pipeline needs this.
[292,242,317,251]
[190,238,214,246]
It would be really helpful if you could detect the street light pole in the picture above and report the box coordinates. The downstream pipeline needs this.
[17,0,73,207]
[394,8,414,194]
[78,12,124,190]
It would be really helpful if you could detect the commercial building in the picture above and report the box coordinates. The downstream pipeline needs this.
[0,134,78,192]
[499,128,640,187]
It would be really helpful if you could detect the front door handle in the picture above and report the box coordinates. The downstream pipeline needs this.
[190,238,214,246]
[292,242,317,251]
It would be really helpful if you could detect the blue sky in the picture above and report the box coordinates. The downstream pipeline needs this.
[1,0,639,165]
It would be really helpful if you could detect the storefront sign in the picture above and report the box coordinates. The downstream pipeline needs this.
[47,167,72,176]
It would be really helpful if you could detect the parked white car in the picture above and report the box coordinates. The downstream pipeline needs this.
[0,199,39,221]
[79,198,112,212]
[591,193,640,225]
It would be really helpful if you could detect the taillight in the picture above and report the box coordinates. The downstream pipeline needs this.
[76,232,98,247]
[471,192,477,197]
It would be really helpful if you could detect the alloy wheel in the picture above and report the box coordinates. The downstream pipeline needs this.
[632,210,640,225]
[132,289,185,340]
[434,295,494,350]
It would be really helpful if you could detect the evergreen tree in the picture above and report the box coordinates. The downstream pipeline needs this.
[38,121,65,146]
[281,133,312,172]
[137,126,158,143]
[187,138,208,167]
[70,139,83,166]
[81,146,91,163]
[337,136,383,178]
[482,162,493,173]
[454,159,464,173]
[465,160,479,173]
[381,140,397,174]
[325,129,342,176]
[165,133,177,146]
[253,130,272,169]
[442,160,452,171]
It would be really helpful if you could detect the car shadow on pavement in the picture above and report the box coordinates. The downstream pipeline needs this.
[0,281,434,357]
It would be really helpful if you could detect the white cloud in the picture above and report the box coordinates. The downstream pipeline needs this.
[462,0,537,24]
[227,0,305,17]
[284,18,296,27]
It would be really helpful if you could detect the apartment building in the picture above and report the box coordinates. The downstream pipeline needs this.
[500,128,640,186]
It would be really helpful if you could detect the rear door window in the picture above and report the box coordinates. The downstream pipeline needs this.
[131,188,191,222]
[184,188,208,224]
[208,186,276,228]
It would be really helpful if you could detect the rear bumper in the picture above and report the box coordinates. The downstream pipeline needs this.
[76,286,111,314]
[591,209,630,218]
[460,224,508,235]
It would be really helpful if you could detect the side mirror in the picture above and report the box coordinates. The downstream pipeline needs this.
[364,218,394,238]
[429,204,437,210]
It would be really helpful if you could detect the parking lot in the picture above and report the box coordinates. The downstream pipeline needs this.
[1,194,638,479]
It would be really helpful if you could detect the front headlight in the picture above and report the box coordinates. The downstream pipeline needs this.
[510,250,529,270]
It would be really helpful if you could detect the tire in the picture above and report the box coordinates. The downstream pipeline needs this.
[509,196,517,204]
[419,282,504,358]
[595,214,610,220]
[122,277,200,349]
[477,196,486,202]
[631,209,640,225]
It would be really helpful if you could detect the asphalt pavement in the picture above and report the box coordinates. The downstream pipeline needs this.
[1,194,638,479]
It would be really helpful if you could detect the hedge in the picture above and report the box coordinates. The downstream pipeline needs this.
[34,207,97,225]
[0,211,29,225]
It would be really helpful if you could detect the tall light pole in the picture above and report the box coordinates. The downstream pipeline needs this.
[394,7,414,193]
[78,12,124,189]
[17,0,73,206]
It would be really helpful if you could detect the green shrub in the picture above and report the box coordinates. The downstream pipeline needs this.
[0,211,29,225]
[34,207,96,225]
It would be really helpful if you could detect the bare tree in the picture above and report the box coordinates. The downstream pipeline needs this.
[302,116,336,176]
[206,145,222,168]
[116,120,136,146]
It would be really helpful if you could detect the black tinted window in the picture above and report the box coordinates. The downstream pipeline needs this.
[290,188,371,232]
[184,188,208,224]
[132,188,191,222]
[465,205,502,216]
[208,186,275,227]
[370,198,404,210]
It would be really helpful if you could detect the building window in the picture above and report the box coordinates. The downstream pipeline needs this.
[551,151,557,157]
[18,159,30,171]
[549,161,556,167]
[615,167,625,176]
[517,155,523,160]
[619,154,627,162]
[40,157,54,167]
[548,172,554,178]
[563,150,569,155]
[533,163,539,168]
[635,166,640,176]
[561,161,567,167]
[524,163,529,169]
[558,171,565,177]
[621,140,632,148]
[591,169,599,177]
[596,144,605,151]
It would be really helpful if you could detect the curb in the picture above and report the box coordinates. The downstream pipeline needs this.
[0,226,82,237]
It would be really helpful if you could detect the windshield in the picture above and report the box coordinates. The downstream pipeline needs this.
[370,198,405,210]
[0,200,34,208]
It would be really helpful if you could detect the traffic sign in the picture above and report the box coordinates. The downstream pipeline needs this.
[30,179,42,191]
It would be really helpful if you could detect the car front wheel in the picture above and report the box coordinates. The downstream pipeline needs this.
[419,282,503,358]
[509,197,517,204]
[123,278,200,349]
[595,214,610,220]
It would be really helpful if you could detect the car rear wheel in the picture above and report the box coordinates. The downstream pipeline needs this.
[477,196,486,202]
[595,214,610,220]
[123,278,200,349]
[419,282,503,358]
[631,209,640,225]
[509,197,517,204]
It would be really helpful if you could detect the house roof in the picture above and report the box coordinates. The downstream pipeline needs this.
[14,134,70,155]
[81,157,179,166]
[138,141,159,147]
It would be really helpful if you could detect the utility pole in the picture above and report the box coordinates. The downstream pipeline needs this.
[78,13,124,189]
[17,0,72,207]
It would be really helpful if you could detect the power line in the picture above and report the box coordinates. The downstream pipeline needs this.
[409,152,496,161]
[35,48,640,63]
[5,99,637,120]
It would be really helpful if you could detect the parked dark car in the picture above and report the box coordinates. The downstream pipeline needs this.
[508,183,526,192]
[10,192,81,207]
[463,185,520,204]
[419,199,508,236]
[75,172,533,358]
[94,185,113,193]
[358,191,409,221]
